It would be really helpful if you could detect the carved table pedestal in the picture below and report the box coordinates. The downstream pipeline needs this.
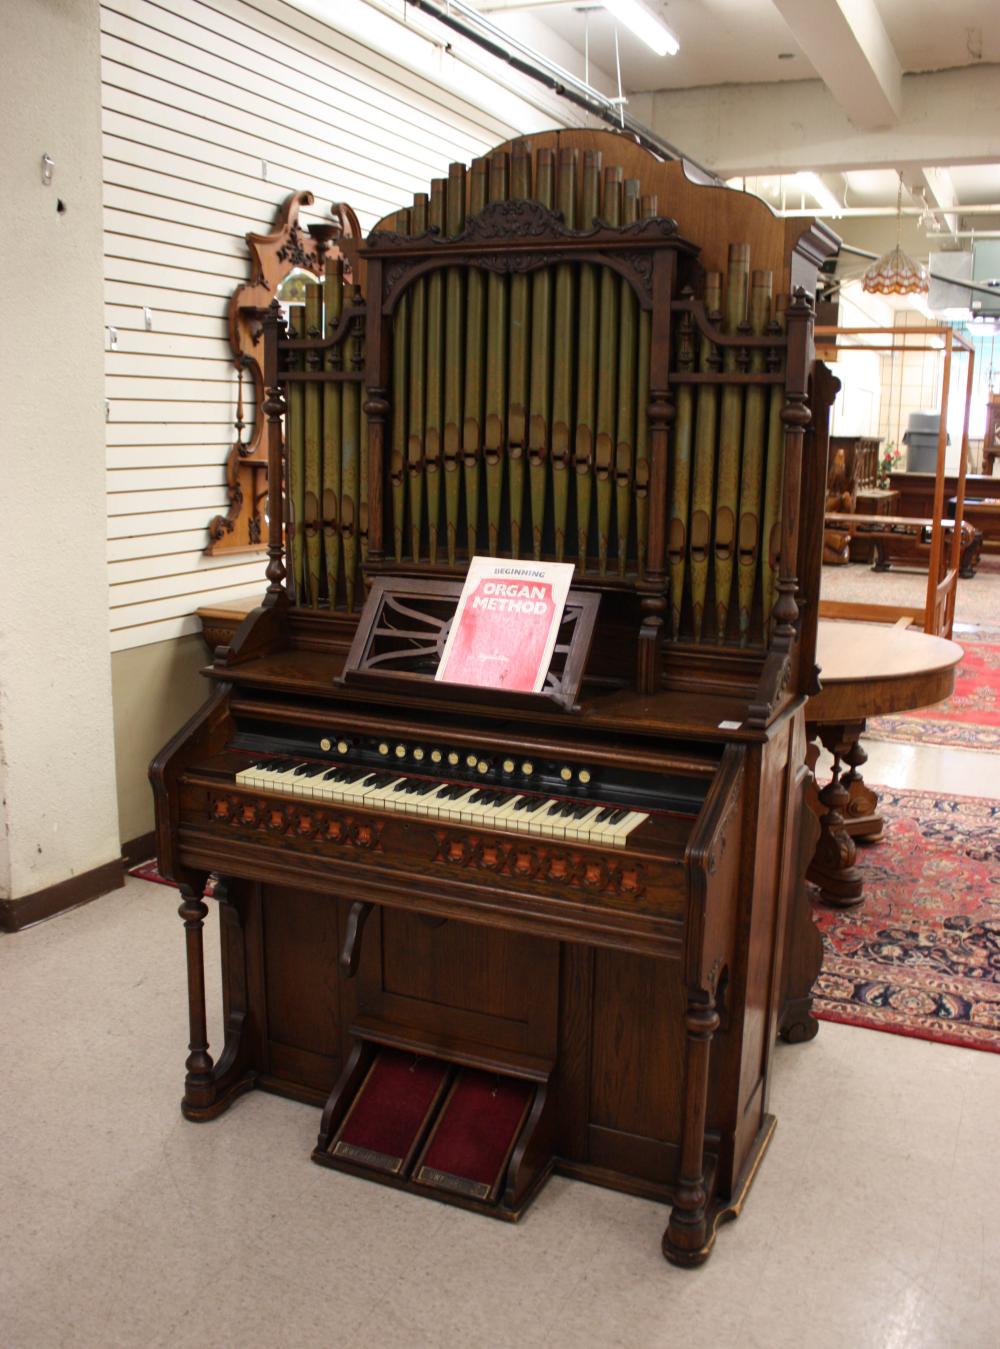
[806,621,962,907]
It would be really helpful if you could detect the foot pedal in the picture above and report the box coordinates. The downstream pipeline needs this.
[328,1049,450,1176]
[414,1069,535,1203]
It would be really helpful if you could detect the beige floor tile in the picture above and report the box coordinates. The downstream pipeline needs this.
[3,828,1000,1349]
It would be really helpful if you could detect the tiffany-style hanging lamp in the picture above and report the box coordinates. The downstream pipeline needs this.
[863,176,929,296]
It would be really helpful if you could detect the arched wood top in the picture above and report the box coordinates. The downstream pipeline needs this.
[370,128,838,295]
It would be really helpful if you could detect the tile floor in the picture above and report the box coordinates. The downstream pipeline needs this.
[3,745,999,1348]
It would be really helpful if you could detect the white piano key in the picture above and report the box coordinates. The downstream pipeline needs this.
[605,810,650,847]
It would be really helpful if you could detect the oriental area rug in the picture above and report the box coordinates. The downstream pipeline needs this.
[811,787,1000,1053]
[864,636,1000,753]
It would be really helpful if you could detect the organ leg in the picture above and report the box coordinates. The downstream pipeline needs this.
[178,883,215,1116]
[662,997,720,1267]
[178,878,255,1122]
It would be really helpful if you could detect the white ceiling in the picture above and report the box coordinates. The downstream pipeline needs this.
[471,0,1000,228]
[487,0,999,95]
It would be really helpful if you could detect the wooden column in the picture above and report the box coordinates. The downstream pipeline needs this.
[662,995,720,1267]
[261,301,288,603]
[637,250,675,694]
[178,885,215,1117]
[772,288,814,651]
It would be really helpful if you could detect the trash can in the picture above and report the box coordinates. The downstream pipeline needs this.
[903,411,949,473]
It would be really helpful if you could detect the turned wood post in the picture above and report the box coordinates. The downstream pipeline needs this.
[807,732,864,907]
[772,287,814,651]
[662,996,720,1266]
[261,301,288,600]
[178,885,215,1113]
[637,250,675,694]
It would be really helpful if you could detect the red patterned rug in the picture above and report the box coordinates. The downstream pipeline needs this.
[128,858,174,887]
[812,787,1000,1052]
[865,638,1000,752]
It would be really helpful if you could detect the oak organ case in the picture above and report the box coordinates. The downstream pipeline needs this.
[153,130,838,1267]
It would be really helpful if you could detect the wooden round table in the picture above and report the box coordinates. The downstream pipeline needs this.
[805,620,963,906]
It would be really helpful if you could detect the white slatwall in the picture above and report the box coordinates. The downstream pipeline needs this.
[103,0,550,649]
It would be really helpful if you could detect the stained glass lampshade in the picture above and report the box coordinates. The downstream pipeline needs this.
[863,243,929,296]
[863,175,929,296]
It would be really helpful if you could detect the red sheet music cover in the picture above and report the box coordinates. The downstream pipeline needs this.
[435,557,575,693]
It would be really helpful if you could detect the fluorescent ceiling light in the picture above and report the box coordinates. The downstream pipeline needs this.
[792,171,842,217]
[603,0,679,56]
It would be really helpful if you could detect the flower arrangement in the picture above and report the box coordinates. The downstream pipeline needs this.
[877,442,902,488]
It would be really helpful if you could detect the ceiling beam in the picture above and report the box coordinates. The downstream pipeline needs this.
[630,66,1000,179]
[770,0,902,129]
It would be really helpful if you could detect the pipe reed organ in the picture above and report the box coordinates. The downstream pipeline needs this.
[153,130,838,1267]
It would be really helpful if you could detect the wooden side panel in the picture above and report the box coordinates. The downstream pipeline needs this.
[588,950,686,1148]
[729,713,801,1182]
[261,884,343,1092]
[358,909,560,1068]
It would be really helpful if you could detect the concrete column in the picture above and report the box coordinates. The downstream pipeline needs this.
[0,0,122,927]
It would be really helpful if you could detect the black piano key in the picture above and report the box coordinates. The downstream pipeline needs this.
[594,807,614,823]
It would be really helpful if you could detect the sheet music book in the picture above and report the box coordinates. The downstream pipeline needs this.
[435,557,575,693]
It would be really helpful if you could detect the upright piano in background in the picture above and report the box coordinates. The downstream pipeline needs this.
[152,130,839,1266]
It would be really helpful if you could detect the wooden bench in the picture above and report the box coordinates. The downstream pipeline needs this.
[824,512,983,578]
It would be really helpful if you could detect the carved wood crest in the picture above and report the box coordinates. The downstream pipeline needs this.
[206,194,362,554]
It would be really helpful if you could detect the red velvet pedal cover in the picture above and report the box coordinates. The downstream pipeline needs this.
[415,1070,535,1203]
[330,1050,449,1176]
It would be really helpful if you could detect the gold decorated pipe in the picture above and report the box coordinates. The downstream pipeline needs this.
[288,302,306,601]
[713,243,749,642]
[443,162,466,564]
[615,178,640,575]
[635,191,657,580]
[689,271,722,642]
[574,149,602,570]
[407,192,429,560]
[322,257,344,609]
[303,281,323,606]
[342,281,363,611]
[551,146,577,561]
[737,269,772,644]
[762,296,786,634]
[390,206,411,561]
[463,157,488,555]
[484,151,510,553]
[594,164,623,574]
[668,304,695,637]
[359,382,369,570]
[507,140,532,557]
[424,178,446,564]
[528,147,555,559]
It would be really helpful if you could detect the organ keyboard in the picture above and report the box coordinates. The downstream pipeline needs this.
[153,127,837,1271]
[237,757,652,845]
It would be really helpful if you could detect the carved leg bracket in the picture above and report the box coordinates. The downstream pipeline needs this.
[840,724,883,843]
